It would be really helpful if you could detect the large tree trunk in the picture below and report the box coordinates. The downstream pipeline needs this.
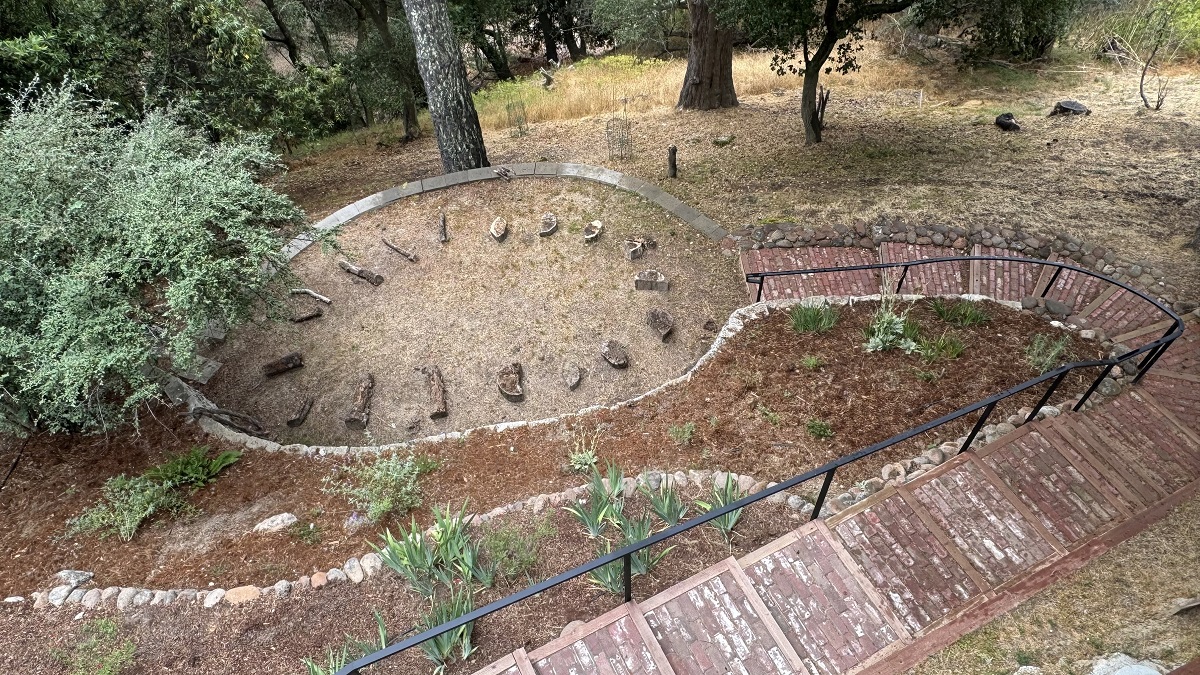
[799,68,823,144]
[538,10,560,63]
[478,29,515,80]
[263,0,304,68]
[676,0,737,110]
[403,0,490,172]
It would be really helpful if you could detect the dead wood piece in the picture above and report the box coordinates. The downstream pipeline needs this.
[490,217,508,242]
[187,407,265,436]
[382,238,419,262]
[423,365,449,419]
[439,212,450,243]
[493,167,515,181]
[290,288,332,304]
[344,373,375,431]
[287,398,314,428]
[292,309,323,323]
[262,352,304,377]
[497,363,524,402]
[338,260,385,286]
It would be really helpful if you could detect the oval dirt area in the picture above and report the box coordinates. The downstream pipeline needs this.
[202,179,745,446]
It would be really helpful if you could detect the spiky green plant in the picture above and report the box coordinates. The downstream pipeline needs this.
[563,496,611,539]
[419,586,476,674]
[789,302,840,334]
[616,511,674,576]
[429,502,494,588]
[696,474,748,543]
[587,541,627,595]
[371,522,439,599]
[640,482,688,527]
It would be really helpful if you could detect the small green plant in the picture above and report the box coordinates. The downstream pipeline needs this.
[564,491,612,539]
[323,452,434,523]
[789,302,840,334]
[668,422,696,446]
[756,404,781,426]
[481,516,556,580]
[302,611,392,675]
[800,355,825,370]
[615,510,674,575]
[373,522,440,599]
[917,331,966,363]
[588,541,627,594]
[707,415,719,428]
[302,647,348,675]
[863,297,920,353]
[1014,648,1037,667]
[429,502,494,589]
[696,474,747,543]
[289,521,323,545]
[143,446,241,492]
[54,618,135,675]
[640,482,688,527]
[371,501,492,600]
[929,298,991,327]
[419,586,476,673]
[914,368,943,383]
[806,419,834,439]
[66,475,191,542]
[567,426,600,473]
[1026,334,1072,374]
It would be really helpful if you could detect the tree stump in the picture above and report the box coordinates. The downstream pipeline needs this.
[623,239,645,261]
[562,362,583,390]
[1050,100,1090,116]
[994,113,1021,132]
[490,217,508,242]
[634,270,669,291]
[438,212,450,243]
[292,309,323,323]
[601,340,630,369]
[287,397,314,428]
[647,309,675,341]
[539,213,558,237]
[583,220,603,243]
[338,260,385,286]
[262,352,304,377]
[423,366,449,419]
[667,145,678,178]
[382,238,419,262]
[497,363,524,402]
[344,374,375,430]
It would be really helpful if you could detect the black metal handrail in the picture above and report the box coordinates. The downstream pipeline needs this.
[338,256,1182,675]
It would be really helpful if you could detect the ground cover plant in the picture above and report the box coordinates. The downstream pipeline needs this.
[322,452,436,523]
[51,618,135,675]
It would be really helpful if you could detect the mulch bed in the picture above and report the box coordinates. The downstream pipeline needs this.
[0,299,1104,601]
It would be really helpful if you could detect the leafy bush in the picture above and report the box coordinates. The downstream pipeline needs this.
[930,299,991,327]
[481,516,557,580]
[323,453,433,523]
[0,84,304,435]
[864,298,920,354]
[143,446,241,492]
[66,475,191,542]
[806,419,834,439]
[697,474,747,543]
[917,331,967,363]
[668,422,696,446]
[915,0,1081,61]
[1026,334,1073,374]
[53,619,135,675]
[789,303,841,334]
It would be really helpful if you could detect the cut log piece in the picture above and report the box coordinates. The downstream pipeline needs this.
[290,288,332,304]
[601,340,629,369]
[338,260,385,286]
[583,220,604,243]
[382,238,419,262]
[1050,100,1090,116]
[623,239,644,261]
[539,213,558,237]
[292,309,323,323]
[490,217,508,242]
[497,363,524,402]
[344,373,375,430]
[262,352,304,377]
[647,309,675,341]
[562,361,583,390]
[287,397,314,428]
[634,270,669,291]
[995,113,1021,131]
[423,366,449,419]
[438,212,449,244]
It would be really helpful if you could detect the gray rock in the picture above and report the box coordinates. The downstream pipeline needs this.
[1020,296,1039,310]
[1038,405,1061,418]
[253,512,298,533]
[32,592,48,610]
[131,590,153,607]
[1045,298,1072,317]
[881,463,906,481]
[100,587,121,604]
[80,589,102,609]
[343,557,365,583]
[601,340,630,369]
[1079,329,1097,340]
[3,596,24,603]
[55,570,94,588]
[66,588,85,605]
[273,580,292,598]
[1097,378,1122,397]
[360,553,383,578]
[562,361,583,390]
[150,590,169,606]
[994,422,1017,436]
[202,589,225,608]
[48,584,73,607]
[786,495,808,511]
[712,135,735,147]
[177,590,198,604]
[1012,667,1043,675]
[327,568,347,583]
[672,471,688,488]
[1088,653,1166,675]
[923,447,946,466]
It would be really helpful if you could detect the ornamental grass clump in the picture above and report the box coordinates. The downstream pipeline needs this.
[789,302,840,334]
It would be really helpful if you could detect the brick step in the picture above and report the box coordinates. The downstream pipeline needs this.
[1042,268,1108,316]
[1076,288,1171,343]
[1141,376,1200,438]
[969,245,1041,301]
[1151,318,1200,375]
[1082,400,1199,495]
[879,243,967,296]
[740,247,882,302]
[523,602,675,675]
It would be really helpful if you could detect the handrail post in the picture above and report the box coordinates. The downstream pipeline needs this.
[1073,363,1116,411]
[894,264,910,294]
[622,553,632,603]
[1040,267,1063,297]
[755,278,764,303]
[960,401,997,453]
[809,468,837,520]
[1132,323,1176,383]
[1026,371,1068,424]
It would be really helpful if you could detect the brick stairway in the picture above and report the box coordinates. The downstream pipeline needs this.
[472,248,1198,675]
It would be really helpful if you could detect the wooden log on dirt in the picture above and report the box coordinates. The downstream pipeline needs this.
[424,366,449,419]
[262,352,304,377]
[438,212,450,243]
[290,288,332,304]
[667,145,678,178]
[287,397,314,428]
[292,309,323,323]
[338,260,385,286]
[344,373,375,430]
[382,238,419,262]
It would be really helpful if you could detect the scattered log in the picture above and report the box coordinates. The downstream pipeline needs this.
[634,270,669,291]
[186,407,265,436]
[338,260,385,286]
[382,238,419,262]
[438,212,450,243]
[344,373,375,430]
[292,309,323,323]
[994,113,1021,132]
[583,220,604,243]
[623,239,644,260]
[262,352,304,377]
[497,363,524,402]
[539,213,558,237]
[490,217,508,242]
[601,340,630,369]
[667,145,678,178]
[423,366,449,419]
[290,288,332,304]
[562,361,583,390]
[287,397,314,428]
[647,308,675,341]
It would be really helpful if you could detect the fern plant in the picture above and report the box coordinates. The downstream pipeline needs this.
[144,446,241,492]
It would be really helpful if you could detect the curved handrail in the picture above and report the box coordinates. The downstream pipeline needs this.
[338,256,1182,675]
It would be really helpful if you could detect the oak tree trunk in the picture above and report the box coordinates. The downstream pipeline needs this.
[538,10,559,63]
[263,0,304,68]
[677,0,737,110]
[403,0,490,172]
[800,67,823,144]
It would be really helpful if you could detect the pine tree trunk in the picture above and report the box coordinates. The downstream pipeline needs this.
[402,0,489,171]
[676,0,737,110]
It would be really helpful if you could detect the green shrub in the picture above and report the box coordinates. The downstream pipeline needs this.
[481,516,556,580]
[917,331,967,363]
[863,298,920,353]
[371,502,492,601]
[697,473,747,543]
[1026,334,1072,374]
[789,303,840,334]
[66,475,191,541]
[323,453,433,523]
[588,541,627,595]
[757,404,782,426]
[54,619,135,675]
[800,355,825,370]
[930,299,991,327]
[806,419,835,439]
[143,446,241,492]
[668,422,696,446]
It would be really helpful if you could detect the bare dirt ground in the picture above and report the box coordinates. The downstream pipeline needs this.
[202,180,743,446]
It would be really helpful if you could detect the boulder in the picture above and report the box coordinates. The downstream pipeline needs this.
[223,586,261,605]
[1020,296,1039,310]
[647,309,675,341]
[253,512,298,533]
[634,270,669,291]
[497,362,524,402]
[344,557,365,583]
[601,340,630,369]
[361,553,383,578]
[202,589,225,608]
[1050,100,1090,116]
[55,570,94,588]
[1045,298,1072,317]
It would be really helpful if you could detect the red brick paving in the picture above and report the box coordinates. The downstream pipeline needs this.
[741,247,881,302]
[972,246,1040,301]
[529,605,669,675]
[1042,269,1108,315]
[879,243,968,296]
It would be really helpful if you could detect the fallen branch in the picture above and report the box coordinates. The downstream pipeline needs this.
[338,260,385,286]
[186,407,266,436]
[290,288,332,304]
[382,238,419,262]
